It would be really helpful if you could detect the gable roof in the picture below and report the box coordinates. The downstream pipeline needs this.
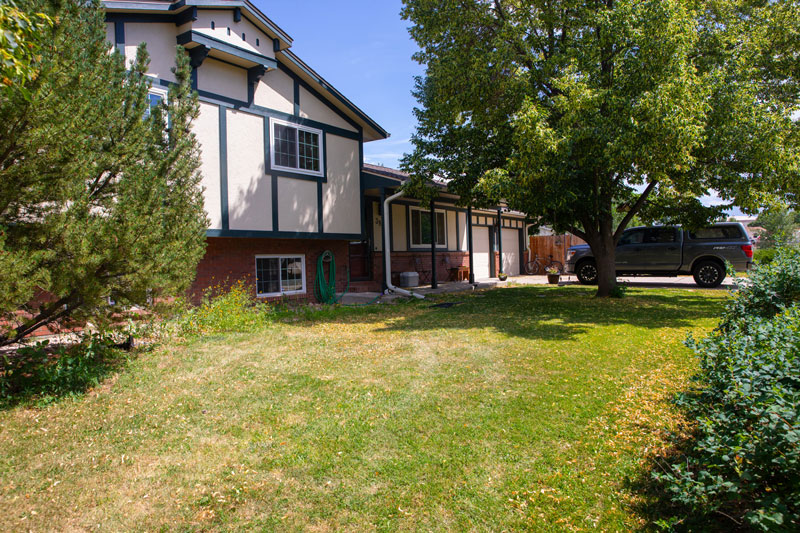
[103,0,389,141]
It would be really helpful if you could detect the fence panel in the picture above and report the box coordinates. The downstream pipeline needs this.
[527,234,586,267]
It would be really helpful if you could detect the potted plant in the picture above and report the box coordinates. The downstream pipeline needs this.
[546,266,561,284]
[498,272,508,281]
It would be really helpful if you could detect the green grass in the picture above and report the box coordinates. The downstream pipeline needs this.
[0,285,725,531]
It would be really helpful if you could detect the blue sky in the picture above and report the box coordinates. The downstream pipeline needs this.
[253,0,422,170]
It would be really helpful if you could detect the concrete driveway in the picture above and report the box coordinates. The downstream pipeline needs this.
[508,274,738,290]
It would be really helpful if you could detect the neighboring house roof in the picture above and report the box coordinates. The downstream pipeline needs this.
[103,0,389,141]
[362,163,409,183]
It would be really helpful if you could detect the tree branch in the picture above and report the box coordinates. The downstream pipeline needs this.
[613,180,657,241]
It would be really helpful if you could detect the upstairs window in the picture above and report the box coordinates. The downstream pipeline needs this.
[270,118,323,176]
[144,85,168,120]
[411,208,446,247]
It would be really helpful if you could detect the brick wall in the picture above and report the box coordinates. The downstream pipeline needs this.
[191,237,349,303]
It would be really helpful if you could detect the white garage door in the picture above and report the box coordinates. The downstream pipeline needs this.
[501,229,520,276]
[472,226,491,279]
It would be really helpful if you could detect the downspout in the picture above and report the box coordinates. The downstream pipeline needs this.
[383,190,425,299]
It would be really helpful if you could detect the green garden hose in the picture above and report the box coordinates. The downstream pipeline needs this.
[314,250,350,304]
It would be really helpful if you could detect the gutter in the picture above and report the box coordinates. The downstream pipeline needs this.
[383,190,425,300]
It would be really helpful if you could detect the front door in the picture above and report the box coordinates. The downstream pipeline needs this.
[472,227,491,279]
[348,240,370,281]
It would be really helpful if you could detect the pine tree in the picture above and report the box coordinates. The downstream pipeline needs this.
[0,0,208,346]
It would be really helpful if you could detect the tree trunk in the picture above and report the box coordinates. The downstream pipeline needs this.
[587,228,618,298]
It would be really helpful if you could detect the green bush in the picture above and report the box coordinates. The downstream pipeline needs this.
[0,334,127,407]
[753,247,777,265]
[655,248,800,530]
[177,280,274,336]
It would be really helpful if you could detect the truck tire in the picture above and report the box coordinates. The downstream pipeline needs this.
[575,259,598,285]
[692,260,725,288]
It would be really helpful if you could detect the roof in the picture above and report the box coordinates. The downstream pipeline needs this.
[103,0,389,141]
[362,163,409,183]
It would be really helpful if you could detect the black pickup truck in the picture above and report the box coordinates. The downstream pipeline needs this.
[564,223,753,287]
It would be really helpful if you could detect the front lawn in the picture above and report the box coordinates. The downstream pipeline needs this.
[0,286,724,531]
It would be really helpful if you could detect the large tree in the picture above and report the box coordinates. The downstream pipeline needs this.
[0,0,208,345]
[401,0,800,296]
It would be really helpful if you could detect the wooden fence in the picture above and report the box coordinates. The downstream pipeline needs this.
[528,234,586,265]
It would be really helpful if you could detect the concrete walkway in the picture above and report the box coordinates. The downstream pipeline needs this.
[339,273,737,304]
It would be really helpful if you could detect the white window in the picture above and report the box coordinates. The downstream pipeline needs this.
[270,118,323,177]
[255,255,306,297]
[410,208,446,248]
[144,85,168,120]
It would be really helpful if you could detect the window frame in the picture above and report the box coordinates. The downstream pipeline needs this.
[144,82,168,120]
[269,117,324,178]
[409,207,447,249]
[254,254,307,297]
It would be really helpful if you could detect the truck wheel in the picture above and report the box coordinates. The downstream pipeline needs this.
[692,260,725,288]
[576,260,598,285]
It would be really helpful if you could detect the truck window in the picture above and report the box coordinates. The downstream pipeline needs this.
[619,229,645,246]
[688,226,744,240]
[645,227,678,243]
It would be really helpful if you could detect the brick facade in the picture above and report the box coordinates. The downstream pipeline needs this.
[191,237,350,303]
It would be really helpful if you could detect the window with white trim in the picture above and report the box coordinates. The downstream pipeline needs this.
[255,255,306,297]
[410,208,446,247]
[270,118,323,176]
[144,85,168,120]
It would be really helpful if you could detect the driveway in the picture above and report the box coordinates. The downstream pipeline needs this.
[508,274,738,290]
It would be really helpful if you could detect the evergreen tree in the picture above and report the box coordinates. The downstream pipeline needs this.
[401,0,800,296]
[0,0,207,346]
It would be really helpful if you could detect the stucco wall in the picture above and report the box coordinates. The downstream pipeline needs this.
[191,10,274,59]
[277,177,318,232]
[322,134,360,235]
[254,67,294,113]
[446,210,458,251]
[392,204,406,252]
[105,22,115,48]
[195,102,222,229]
[124,23,177,82]
[226,109,270,230]
[372,200,383,251]
[458,212,468,250]
[198,58,248,102]
[298,86,357,132]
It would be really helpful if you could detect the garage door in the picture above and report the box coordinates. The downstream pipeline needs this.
[472,226,491,279]
[501,229,520,276]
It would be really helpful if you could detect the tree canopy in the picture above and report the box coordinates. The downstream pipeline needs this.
[0,0,208,345]
[401,0,800,296]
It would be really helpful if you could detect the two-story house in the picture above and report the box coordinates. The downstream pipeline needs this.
[104,0,529,301]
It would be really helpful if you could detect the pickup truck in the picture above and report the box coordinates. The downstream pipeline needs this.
[564,223,753,287]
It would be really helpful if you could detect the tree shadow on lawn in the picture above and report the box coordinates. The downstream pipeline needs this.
[297,285,725,343]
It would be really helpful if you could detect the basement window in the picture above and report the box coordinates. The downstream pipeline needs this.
[270,118,323,177]
[255,255,306,297]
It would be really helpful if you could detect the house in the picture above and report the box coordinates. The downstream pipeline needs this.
[104,0,528,301]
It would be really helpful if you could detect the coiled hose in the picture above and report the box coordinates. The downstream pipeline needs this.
[314,250,349,304]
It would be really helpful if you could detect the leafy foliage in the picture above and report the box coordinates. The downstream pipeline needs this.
[753,208,799,249]
[0,0,51,97]
[177,281,274,337]
[401,0,800,296]
[0,0,207,346]
[753,248,777,265]
[0,334,128,408]
[656,248,800,529]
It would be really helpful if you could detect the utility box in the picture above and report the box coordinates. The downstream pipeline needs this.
[399,271,419,288]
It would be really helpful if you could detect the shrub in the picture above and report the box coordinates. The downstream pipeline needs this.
[176,280,273,336]
[655,247,800,530]
[753,248,777,266]
[0,333,127,407]
[723,246,800,325]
